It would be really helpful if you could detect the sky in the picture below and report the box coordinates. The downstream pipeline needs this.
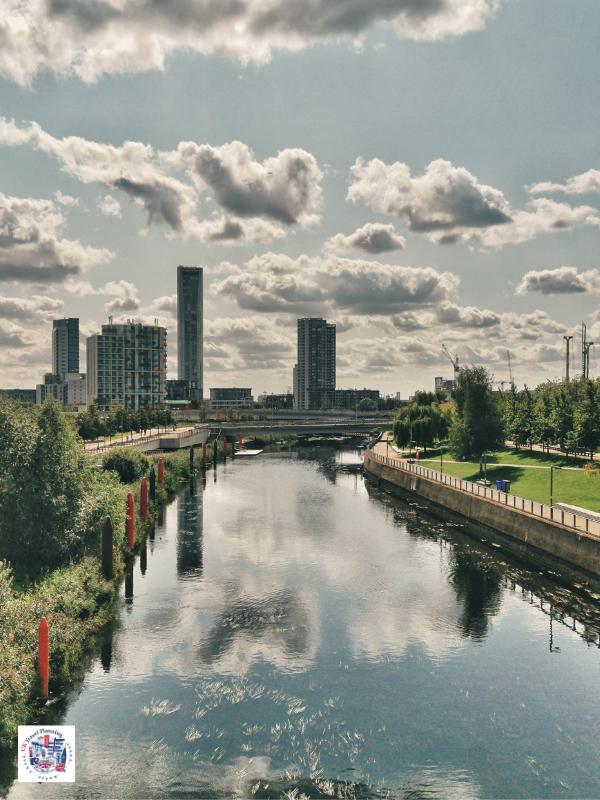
[1,0,600,397]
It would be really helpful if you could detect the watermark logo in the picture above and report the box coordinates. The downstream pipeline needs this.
[18,726,75,783]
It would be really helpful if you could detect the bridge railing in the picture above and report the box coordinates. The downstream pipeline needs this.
[368,450,600,539]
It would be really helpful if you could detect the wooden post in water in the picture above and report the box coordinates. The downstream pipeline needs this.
[223,438,228,459]
[202,443,207,465]
[149,465,156,501]
[101,516,113,581]
[189,446,195,472]
[157,458,165,485]
[140,478,149,519]
[126,492,135,549]
[38,617,49,699]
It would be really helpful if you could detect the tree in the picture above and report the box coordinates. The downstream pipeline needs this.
[394,399,451,449]
[449,366,504,460]
[573,380,600,459]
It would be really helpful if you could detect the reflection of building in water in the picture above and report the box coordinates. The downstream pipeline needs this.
[177,483,203,579]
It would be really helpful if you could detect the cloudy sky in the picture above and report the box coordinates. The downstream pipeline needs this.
[1,0,600,395]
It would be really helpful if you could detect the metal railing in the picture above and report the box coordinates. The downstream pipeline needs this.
[368,451,600,538]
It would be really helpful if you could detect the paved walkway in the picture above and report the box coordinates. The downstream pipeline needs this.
[84,425,194,452]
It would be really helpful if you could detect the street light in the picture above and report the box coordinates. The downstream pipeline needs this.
[550,464,562,507]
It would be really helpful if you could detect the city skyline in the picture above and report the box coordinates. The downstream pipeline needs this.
[1,1,600,395]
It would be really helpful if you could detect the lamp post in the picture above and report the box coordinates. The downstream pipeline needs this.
[550,464,562,507]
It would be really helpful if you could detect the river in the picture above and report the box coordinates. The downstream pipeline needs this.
[4,448,600,799]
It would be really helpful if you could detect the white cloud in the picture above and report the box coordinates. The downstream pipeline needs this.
[528,169,600,196]
[436,302,501,328]
[0,0,501,85]
[348,158,600,247]
[53,190,79,207]
[0,294,64,321]
[170,140,323,230]
[348,157,512,243]
[477,198,600,247]
[98,194,122,218]
[0,119,323,244]
[214,252,458,316]
[0,320,32,348]
[0,190,112,284]
[516,267,600,296]
[103,280,141,314]
[325,222,406,254]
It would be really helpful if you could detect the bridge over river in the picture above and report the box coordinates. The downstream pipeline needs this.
[86,417,391,454]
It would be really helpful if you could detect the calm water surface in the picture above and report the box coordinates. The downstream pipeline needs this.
[5,449,600,799]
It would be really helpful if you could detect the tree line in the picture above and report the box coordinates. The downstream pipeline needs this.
[394,368,600,461]
[503,378,600,458]
[76,403,175,441]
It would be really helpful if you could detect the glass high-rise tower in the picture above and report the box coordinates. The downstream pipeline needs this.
[52,318,79,379]
[177,266,203,403]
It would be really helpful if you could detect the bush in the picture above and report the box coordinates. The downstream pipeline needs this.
[102,448,150,484]
[0,399,129,572]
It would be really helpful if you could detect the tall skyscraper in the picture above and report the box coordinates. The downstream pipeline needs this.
[294,317,336,410]
[86,321,167,410]
[52,318,79,379]
[177,266,203,403]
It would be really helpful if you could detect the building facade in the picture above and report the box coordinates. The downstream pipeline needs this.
[52,318,79,379]
[87,322,167,410]
[0,388,36,403]
[209,387,253,410]
[36,372,86,408]
[258,393,294,409]
[333,388,380,409]
[166,379,198,402]
[434,377,456,397]
[294,318,336,410]
[177,266,203,403]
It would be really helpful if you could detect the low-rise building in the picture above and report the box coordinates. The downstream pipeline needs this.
[166,379,198,402]
[0,388,36,403]
[209,387,253,410]
[334,388,380,409]
[258,393,294,409]
[434,377,456,397]
[36,372,87,409]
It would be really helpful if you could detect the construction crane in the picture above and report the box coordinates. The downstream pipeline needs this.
[441,344,460,378]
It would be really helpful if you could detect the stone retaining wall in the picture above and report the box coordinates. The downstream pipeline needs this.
[363,450,600,576]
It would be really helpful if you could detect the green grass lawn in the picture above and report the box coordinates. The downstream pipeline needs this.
[417,448,600,512]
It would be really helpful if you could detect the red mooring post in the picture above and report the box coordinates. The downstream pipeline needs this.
[140,478,149,519]
[223,438,228,458]
[126,492,135,549]
[238,434,243,447]
[202,443,207,464]
[157,458,165,485]
[38,616,49,699]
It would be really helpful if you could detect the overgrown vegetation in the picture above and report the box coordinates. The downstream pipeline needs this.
[0,559,116,745]
[102,448,150,484]
[0,399,127,573]
[0,398,195,750]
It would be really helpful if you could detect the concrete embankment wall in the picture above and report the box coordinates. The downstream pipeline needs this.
[363,450,600,576]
